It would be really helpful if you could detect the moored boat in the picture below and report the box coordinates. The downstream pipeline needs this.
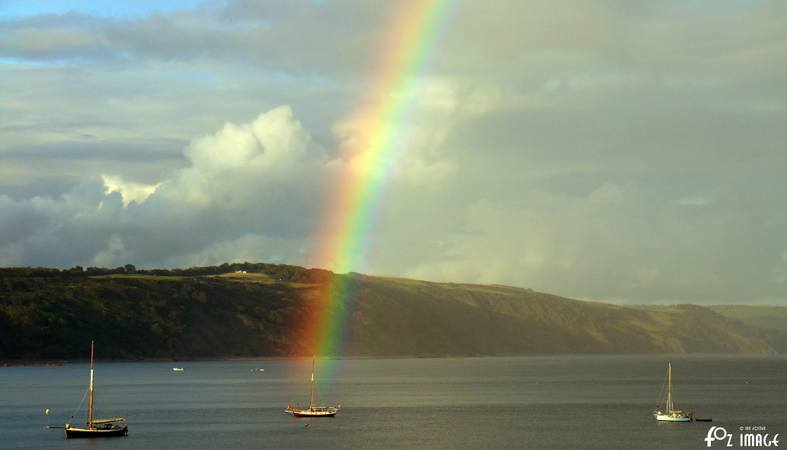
[284,358,340,418]
[65,421,128,438]
[64,341,128,438]
[285,405,339,417]
[653,362,693,422]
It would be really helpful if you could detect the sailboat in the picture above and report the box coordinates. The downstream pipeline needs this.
[64,341,128,438]
[284,358,340,417]
[653,362,693,422]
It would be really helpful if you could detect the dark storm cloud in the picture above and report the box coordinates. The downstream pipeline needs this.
[0,0,395,76]
[1,139,186,162]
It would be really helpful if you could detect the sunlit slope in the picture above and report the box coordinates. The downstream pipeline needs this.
[708,305,787,353]
[342,277,776,355]
[0,265,780,359]
[708,305,787,333]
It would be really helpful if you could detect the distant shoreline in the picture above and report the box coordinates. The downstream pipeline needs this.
[4,353,786,367]
[1,360,65,367]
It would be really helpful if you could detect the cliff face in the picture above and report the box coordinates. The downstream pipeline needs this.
[0,265,782,359]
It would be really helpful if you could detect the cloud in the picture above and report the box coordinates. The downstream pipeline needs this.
[1,0,786,305]
[0,2,399,75]
[0,106,326,267]
[0,102,465,269]
[397,186,787,304]
[101,175,160,206]
[678,196,711,207]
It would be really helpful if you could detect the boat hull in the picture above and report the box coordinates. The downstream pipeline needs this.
[290,410,336,417]
[655,414,692,422]
[65,426,128,438]
[285,405,338,417]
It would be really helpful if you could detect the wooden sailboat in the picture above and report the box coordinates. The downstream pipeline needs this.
[653,362,693,422]
[64,341,128,438]
[285,358,340,417]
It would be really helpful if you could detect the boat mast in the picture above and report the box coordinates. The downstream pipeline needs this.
[88,340,95,428]
[309,357,315,408]
[666,362,672,413]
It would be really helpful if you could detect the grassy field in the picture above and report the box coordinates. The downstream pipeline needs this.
[90,274,186,281]
[208,272,315,288]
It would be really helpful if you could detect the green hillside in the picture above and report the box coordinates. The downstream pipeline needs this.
[0,264,782,359]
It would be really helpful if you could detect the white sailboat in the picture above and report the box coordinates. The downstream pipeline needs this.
[653,362,693,422]
[285,358,340,417]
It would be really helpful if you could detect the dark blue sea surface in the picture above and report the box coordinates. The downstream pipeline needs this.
[1,355,785,449]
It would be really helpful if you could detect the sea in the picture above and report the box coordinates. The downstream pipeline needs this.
[0,355,785,449]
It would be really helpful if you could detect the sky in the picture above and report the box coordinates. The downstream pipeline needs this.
[1,0,786,305]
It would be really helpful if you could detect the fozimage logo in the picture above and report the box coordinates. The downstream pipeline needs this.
[705,426,780,448]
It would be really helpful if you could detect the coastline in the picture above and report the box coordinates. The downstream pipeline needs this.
[4,352,786,367]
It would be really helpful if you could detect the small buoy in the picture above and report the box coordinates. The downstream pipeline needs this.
[44,408,49,416]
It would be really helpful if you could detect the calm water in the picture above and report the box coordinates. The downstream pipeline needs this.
[0,355,785,449]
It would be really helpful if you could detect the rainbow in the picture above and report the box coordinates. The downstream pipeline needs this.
[303,0,455,357]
